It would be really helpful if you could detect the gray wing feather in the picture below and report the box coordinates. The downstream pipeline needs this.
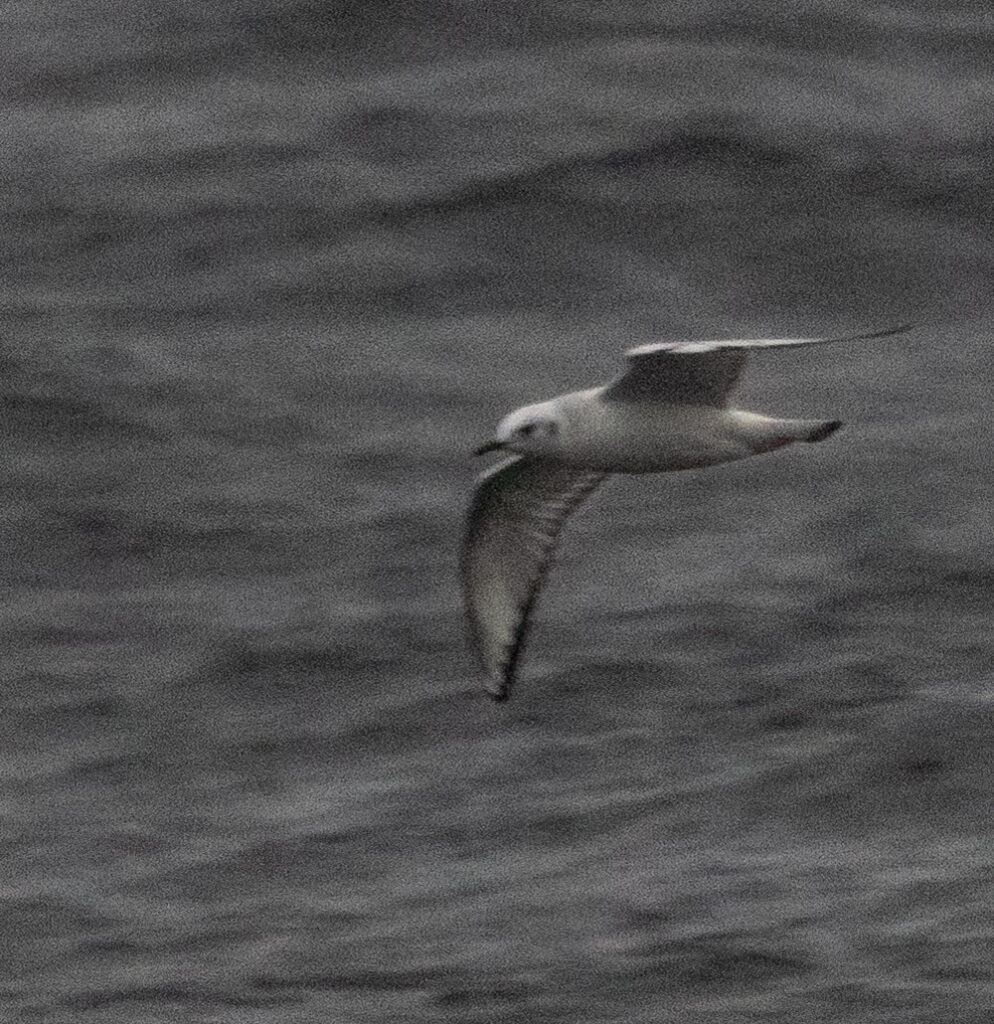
[604,348,747,406]
[603,324,912,406]
[460,456,606,700]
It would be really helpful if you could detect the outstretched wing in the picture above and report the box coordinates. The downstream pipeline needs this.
[603,324,913,406]
[460,456,606,701]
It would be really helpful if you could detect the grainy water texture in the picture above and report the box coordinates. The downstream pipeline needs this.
[4,2,994,1021]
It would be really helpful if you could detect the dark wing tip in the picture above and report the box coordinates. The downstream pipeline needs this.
[862,322,916,339]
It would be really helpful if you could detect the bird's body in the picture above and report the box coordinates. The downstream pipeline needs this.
[461,325,909,701]
[506,388,838,473]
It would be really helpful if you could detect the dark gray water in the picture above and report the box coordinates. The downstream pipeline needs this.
[4,3,994,1020]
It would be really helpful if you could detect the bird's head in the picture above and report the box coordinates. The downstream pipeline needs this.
[474,403,562,457]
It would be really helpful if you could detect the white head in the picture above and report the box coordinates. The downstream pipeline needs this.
[474,402,562,458]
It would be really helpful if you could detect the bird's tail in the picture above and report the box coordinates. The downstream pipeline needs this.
[801,419,843,443]
[741,415,843,455]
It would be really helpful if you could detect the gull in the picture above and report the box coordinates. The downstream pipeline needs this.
[461,324,910,700]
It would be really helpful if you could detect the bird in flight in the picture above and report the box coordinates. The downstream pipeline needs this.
[460,324,910,701]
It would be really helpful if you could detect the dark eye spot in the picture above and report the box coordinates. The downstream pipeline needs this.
[519,423,535,436]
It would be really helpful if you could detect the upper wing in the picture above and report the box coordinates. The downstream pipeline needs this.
[460,456,606,701]
[602,324,913,406]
